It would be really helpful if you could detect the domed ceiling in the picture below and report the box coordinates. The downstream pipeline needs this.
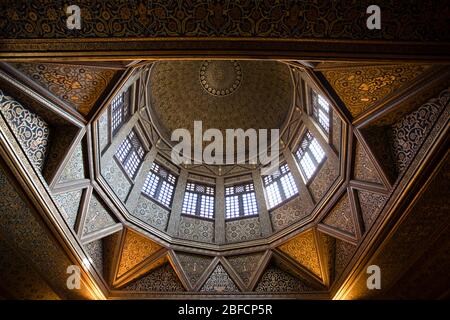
[148,60,293,138]
[0,57,447,300]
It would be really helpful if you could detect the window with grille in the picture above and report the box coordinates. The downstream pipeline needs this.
[225,183,258,219]
[312,90,330,134]
[263,163,299,209]
[111,89,131,136]
[294,131,326,182]
[182,182,215,219]
[115,130,145,179]
[142,162,177,208]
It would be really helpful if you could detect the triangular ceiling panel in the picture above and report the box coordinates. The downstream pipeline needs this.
[334,239,357,280]
[278,229,323,281]
[360,126,398,185]
[116,229,164,278]
[321,64,431,118]
[123,257,185,292]
[254,260,317,293]
[199,264,240,293]
[319,232,336,285]
[225,252,266,288]
[102,231,122,284]
[44,126,80,183]
[82,193,117,237]
[353,139,384,185]
[56,138,88,184]
[52,189,83,229]
[84,239,104,277]
[11,62,117,116]
[321,193,356,237]
[174,252,214,289]
[356,190,388,231]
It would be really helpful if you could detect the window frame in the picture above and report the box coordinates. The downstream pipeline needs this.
[263,163,299,210]
[114,130,145,180]
[141,162,178,209]
[181,181,216,220]
[111,89,131,137]
[225,182,259,220]
[311,89,331,135]
[294,130,327,184]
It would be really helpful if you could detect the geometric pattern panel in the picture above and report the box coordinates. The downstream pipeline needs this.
[177,215,214,244]
[52,189,82,229]
[58,141,86,183]
[174,252,214,289]
[319,232,336,285]
[353,140,383,184]
[309,159,339,202]
[116,229,163,278]
[322,192,356,236]
[200,264,240,293]
[334,239,357,280]
[322,64,430,117]
[391,89,449,173]
[131,194,170,232]
[1,2,449,42]
[225,217,262,243]
[270,194,313,232]
[84,239,104,276]
[102,231,121,283]
[123,259,185,292]
[278,229,323,280]
[11,63,116,116]
[0,90,50,171]
[226,252,265,288]
[254,261,316,293]
[357,190,388,231]
[101,157,132,202]
[82,193,117,237]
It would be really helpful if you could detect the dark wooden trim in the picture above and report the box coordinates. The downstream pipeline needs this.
[1,38,449,62]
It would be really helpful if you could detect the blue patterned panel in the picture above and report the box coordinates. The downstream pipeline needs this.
[0,91,50,171]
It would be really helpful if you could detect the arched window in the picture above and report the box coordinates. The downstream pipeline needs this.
[142,162,177,208]
[263,163,299,209]
[111,89,131,136]
[115,130,145,179]
[311,90,330,134]
[182,182,215,219]
[295,131,326,181]
[225,183,258,219]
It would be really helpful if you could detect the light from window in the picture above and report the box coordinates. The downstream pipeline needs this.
[295,131,326,181]
[182,182,215,219]
[312,90,330,134]
[263,163,299,209]
[225,183,258,219]
[142,162,177,208]
[111,90,130,136]
[115,130,145,179]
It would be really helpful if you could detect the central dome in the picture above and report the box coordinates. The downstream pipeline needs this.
[148,60,293,140]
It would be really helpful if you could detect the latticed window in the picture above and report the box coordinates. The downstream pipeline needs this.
[312,90,330,134]
[294,131,326,181]
[225,183,258,219]
[115,130,145,179]
[142,162,177,208]
[111,89,131,136]
[263,163,299,209]
[182,182,215,219]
